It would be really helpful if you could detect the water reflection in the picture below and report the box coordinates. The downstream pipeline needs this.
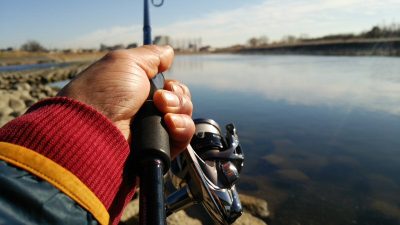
[166,55,400,225]
[49,55,400,224]
[166,55,400,116]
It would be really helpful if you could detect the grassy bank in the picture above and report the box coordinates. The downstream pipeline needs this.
[233,38,400,56]
[0,51,105,66]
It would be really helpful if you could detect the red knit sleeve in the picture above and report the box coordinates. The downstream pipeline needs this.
[0,97,136,225]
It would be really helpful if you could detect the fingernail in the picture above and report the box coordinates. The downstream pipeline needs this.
[163,91,180,107]
[171,83,183,95]
[170,114,187,129]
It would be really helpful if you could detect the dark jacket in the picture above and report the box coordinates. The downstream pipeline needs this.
[0,97,137,225]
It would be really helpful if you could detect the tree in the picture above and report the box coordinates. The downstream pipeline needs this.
[258,36,269,46]
[247,37,259,47]
[20,40,46,52]
[247,36,269,47]
[281,35,297,44]
[365,26,381,38]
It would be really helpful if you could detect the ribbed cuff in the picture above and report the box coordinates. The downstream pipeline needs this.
[0,97,136,224]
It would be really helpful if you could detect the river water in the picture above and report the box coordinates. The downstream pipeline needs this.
[35,54,400,224]
[165,54,400,225]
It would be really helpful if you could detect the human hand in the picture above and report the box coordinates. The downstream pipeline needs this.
[58,45,195,158]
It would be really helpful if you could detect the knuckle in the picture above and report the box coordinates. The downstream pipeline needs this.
[103,50,131,61]
[180,84,191,98]
[179,94,193,114]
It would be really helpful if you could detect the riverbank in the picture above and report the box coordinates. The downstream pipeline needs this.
[0,51,104,66]
[0,62,89,126]
[0,50,211,67]
[120,193,270,225]
[2,38,399,67]
[0,62,271,225]
[232,38,400,56]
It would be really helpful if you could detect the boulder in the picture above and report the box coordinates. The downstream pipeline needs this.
[0,115,14,127]
[120,198,139,225]
[233,212,267,225]
[0,107,13,117]
[20,83,31,91]
[37,92,48,100]
[167,211,203,225]
[19,90,33,101]
[120,193,270,225]
[24,99,36,108]
[8,97,26,113]
[0,94,10,109]
[9,111,21,117]
[239,194,270,220]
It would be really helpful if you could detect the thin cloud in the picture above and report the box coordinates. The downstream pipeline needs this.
[65,25,142,48]
[65,0,400,48]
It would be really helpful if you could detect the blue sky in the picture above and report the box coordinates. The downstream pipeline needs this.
[1,0,399,49]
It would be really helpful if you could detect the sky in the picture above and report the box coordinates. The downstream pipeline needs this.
[1,0,400,49]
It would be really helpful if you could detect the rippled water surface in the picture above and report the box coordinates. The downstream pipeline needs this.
[165,54,400,225]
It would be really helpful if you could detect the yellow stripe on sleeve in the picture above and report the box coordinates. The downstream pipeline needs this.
[0,142,109,225]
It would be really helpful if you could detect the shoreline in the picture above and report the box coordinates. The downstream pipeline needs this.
[0,63,89,126]
[1,38,399,67]
[230,38,400,56]
[0,62,271,225]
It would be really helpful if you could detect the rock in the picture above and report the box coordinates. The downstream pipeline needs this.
[0,107,13,117]
[120,198,139,225]
[24,99,36,107]
[8,97,26,113]
[276,169,310,182]
[121,193,270,225]
[9,111,21,117]
[371,199,400,220]
[40,76,49,84]
[233,212,267,225]
[37,93,48,100]
[239,194,270,220]
[263,154,286,166]
[167,211,203,225]
[19,91,33,101]
[20,83,31,91]
[0,95,10,109]
[10,83,19,90]
[0,115,14,127]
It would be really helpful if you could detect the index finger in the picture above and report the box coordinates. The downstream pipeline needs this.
[105,45,174,79]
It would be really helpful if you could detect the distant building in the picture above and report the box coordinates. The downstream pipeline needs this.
[199,45,214,52]
[127,43,138,49]
[100,44,125,51]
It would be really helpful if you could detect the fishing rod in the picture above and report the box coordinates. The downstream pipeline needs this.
[132,0,169,225]
[132,1,244,224]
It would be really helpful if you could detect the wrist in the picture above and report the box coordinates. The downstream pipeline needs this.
[0,97,136,223]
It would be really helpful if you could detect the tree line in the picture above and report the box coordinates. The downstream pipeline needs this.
[246,23,400,47]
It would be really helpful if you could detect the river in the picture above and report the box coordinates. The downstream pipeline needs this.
[165,54,400,225]
[47,54,400,224]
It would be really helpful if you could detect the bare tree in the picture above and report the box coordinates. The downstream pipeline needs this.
[20,40,46,52]
[247,37,259,47]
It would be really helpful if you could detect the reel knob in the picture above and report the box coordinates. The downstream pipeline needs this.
[220,161,239,188]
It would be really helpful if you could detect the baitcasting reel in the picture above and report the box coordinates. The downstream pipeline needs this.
[166,119,245,224]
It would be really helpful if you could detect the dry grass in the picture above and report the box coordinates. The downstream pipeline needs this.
[0,51,105,66]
